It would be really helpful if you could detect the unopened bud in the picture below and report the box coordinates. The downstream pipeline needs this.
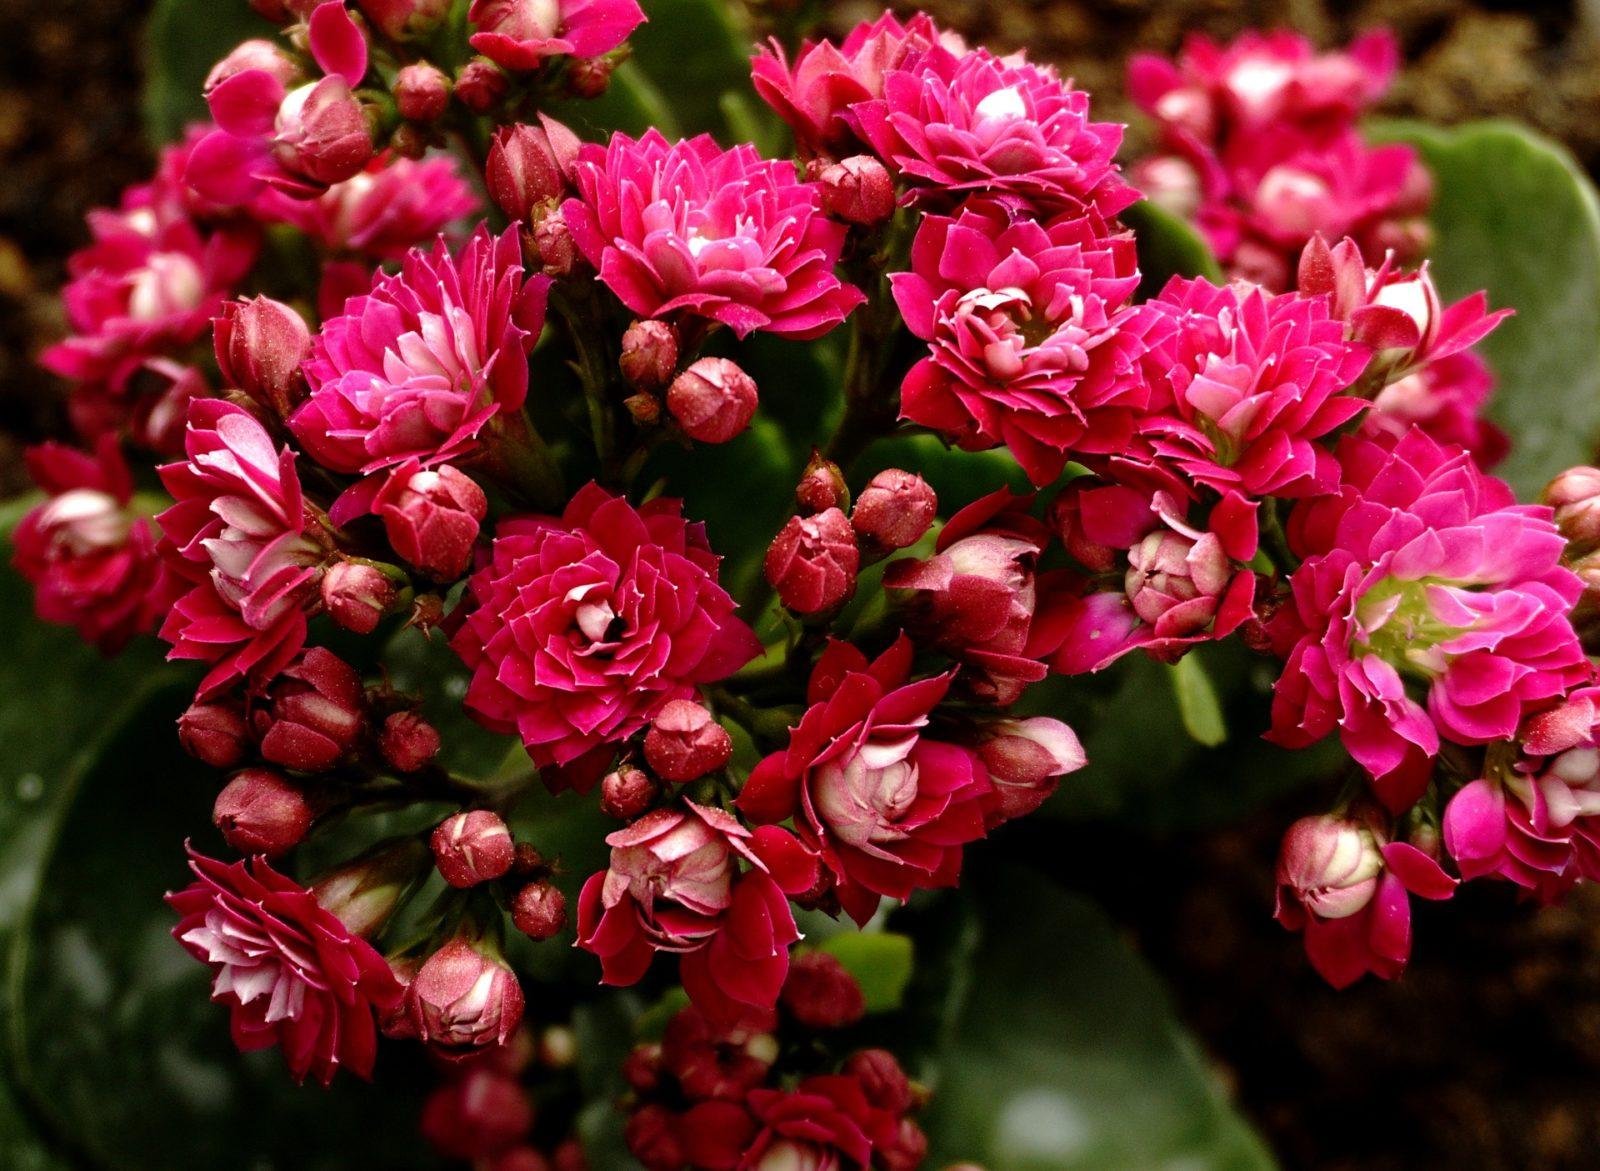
[599,765,659,819]
[379,710,441,772]
[667,357,758,444]
[178,700,251,768]
[796,450,848,515]
[567,55,615,99]
[205,39,298,94]
[621,1042,663,1093]
[394,62,450,123]
[511,881,568,940]
[976,716,1086,828]
[816,155,895,226]
[407,935,525,1053]
[455,58,510,113]
[213,767,314,856]
[533,210,578,276]
[619,320,679,392]
[254,647,366,772]
[780,951,866,1029]
[274,77,375,187]
[851,469,936,553]
[512,841,547,875]
[1544,466,1600,547]
[842,1048,913,1114]
[420,1068,534,1159]
[213,296,311,416]
[374,463,487,580]
[1276,814,1383,922]
[643,700,733,783]
[321,559,400,634]
[314,838,430,937]
[356,0,451,40]
[765,508,859,614]
[487,116,581,223]
[431,810,516,888]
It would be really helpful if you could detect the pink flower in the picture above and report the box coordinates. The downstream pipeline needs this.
[289,226,549,491]
[749,12,951,159]
[1364,352,1508,470]
[13,439,174,652]
[1051,483,1258,673]
[157,400,327,699]
[974,716,1087,828]
[890,200,1161,486]
[1132,276,1371,498]
[739,636,992,925]
[1267,430,1591,809]
[167,845,403,1084]
[468,0,645,71]
[1274,809,1456,989]
[883,490,1071,705]
[562,130,864,340]
[850,43,1135,218]
[259,154,480,260]
[451,483,761,768]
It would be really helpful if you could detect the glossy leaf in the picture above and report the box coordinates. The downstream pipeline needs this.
[818,931,914,1014]
[624,0,758,141]
[1168,654,1228,748]
[1124,199,1224,301]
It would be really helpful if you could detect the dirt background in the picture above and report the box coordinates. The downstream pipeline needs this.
[4,1,1600,1167]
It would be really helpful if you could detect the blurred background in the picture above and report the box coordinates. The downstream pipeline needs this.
[3,2,1600,1167]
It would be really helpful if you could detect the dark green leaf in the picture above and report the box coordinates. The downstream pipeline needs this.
[624,0,756,142]
[1168,655,1227,748]
[818,932,914,1014]
[144,0,275,144]
[1124,199,1224,300]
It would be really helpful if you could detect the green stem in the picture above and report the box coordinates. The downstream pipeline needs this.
[552,284,623,482]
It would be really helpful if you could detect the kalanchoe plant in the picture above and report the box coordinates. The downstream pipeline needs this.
[10,2,1600,1167]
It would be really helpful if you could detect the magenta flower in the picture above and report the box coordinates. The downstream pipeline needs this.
[890,200,1160,486]
[849,43,1135,218]
[750,11,951,159]
[1364,352,1508,471]
[563,130,864,340]
[1134,276,1371,499]
[1268,430,1591,809]
[739,636,992,926]
[158,400,327,699]
[12,439,175,652]
[468,0,645,71]
[450,483,761,769]
[260,154,480,261]
[168,845,403,1084]
[289,226,549,495]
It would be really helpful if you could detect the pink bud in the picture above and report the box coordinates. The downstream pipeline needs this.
[273,77,374,187]
[374,463,488,580]
[357,0,452,40]
[1277,815,1384,922]
[511,881,568,940]
[431,810,516,888]
[643,700,733,783]
[851,469,936,554]
[666,358,758,444]
[178,700,251,768]
[320,560,400,635]
[1124,528,1232,634]
[455,58,510,113]
[567,55,615,99]
[619,320,680,392]
[764,508,859,614]
[780,951,866,1029]
[1253,165,1335,236]
[407,936,525,1053]
[205,40,298,94]
[420,1068,534,1159]
[796,450,848,515]
[816,155,895,226]
[394,62,451,122]
[213,296,311,416]
[380,710,441,772]
[1544,466,1600,546]
[254,648,366,772]
[625,1104,685,1171]
[842,1048,913,1114]
[534,208,578,275]
[976,717,1087,827]
[599,765,659,820]
[486,116,581,223]
[213,767,313,857]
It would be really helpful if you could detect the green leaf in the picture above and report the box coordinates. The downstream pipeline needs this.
[1167,655,1227,748]
[1123,199,1223,300]
[922,867,1275,1171]
[1369,119,1600,496]
[818,932,914,1014]
[623,0,755,141]
[143,0,275,144]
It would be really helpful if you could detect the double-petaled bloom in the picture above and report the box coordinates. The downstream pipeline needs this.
[451,483,761,769]
[1268,430,1591,809]
[890,200,1163,487]
[563,130,864,340]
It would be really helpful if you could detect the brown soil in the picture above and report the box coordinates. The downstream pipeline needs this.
[6,2,1600,1168]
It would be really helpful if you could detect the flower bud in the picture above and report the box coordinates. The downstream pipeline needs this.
[254,648,366,772]
[178,700,252,768]
[666,358,758,445]
[976,716,1087,828]
[320,559,401,635]
[274,77,375,187]
[619,320,679,393]
[431,809,516,888]
[394,62,451,123]
[567,55,615,99]
[851,469,936,554]
[1276,814,1384,922]
[1544,466,1600,547]
[765,508,859,614]
[879,1120,929,1171]
[205,39,298,94]
[624,1104,685,1171]
[407,936,526,1053]
[314,839,431,937]
[379,710,441,772]
[374,463,488,581]
[420,1068,534,1159]
[213,296,311,416]
[1254,164,1335,236]
[643,700,733,783]
[623,391,661,426]
[455,58,510,114]
[511,881,568,940]
[843,1048,914,1114]
[486,116,581,223]
[795,450,848,515]
[512,841,548,875]
[816,155,895,226]
[212,767,314,857]
[599,764,659,820]
[1124,528,1232,635]
[622,1042,663,1093]
[357,0,451,40]
[533,209,578,276]
[780,951,866,1029]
